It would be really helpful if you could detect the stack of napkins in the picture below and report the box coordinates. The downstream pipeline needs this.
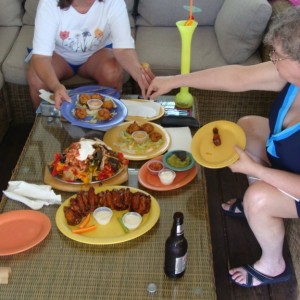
[121,99,161,118]
[3,181,62,210]
[165,127,192,152]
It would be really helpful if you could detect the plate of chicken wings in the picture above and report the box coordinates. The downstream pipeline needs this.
[55,186,160,244]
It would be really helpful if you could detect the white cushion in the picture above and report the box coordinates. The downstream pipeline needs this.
[0,0,24,26]
[136,0,224,26]
[215,0,272,63]
[135,26,261,76]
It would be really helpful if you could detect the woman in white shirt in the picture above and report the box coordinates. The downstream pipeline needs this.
[28,0,154,108]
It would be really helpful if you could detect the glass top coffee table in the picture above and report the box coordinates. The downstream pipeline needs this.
[0,97,216,299]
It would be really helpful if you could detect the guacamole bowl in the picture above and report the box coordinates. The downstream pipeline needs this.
[162,150,195,172]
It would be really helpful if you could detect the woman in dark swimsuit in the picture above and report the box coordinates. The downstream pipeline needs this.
[146,6,300,288]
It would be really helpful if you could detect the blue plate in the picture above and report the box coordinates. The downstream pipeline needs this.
[162,150,195,172]
[61,87,127,131]
[69,85,120,99]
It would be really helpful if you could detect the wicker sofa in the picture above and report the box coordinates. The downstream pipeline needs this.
[0,0,275,138]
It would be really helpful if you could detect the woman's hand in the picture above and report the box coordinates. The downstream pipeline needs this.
[229,145,259,176]
[53,83,71,109]
[137,63,155,98]
[146,76,175,99]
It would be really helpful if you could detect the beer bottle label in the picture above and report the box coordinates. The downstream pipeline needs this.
[174,253,187,274]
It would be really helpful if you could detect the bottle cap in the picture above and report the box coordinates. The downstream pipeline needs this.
[147,283,157,294]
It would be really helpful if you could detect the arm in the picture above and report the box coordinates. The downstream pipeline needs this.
[113,48,155,97]
[31,0,69,108]
[109,1,155,97]
[146,62,287,99]
[230,146,300,199]
[31,55,70,108]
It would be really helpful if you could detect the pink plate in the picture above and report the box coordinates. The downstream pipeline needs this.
[138,155,198,191]
[0,210,51,256]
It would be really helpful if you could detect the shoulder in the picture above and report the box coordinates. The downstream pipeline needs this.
[105,0,127,9]
[247,62,287,92]
[37,0,62,14]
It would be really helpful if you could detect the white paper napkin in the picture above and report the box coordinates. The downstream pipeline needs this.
[121,99,161,118]
[0,267,11,284]
[39,89,55,105]
[3,181,62,210]
[165,127,192,152]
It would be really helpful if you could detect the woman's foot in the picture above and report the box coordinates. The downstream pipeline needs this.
[229,261,290,287]
[221,198,245,218]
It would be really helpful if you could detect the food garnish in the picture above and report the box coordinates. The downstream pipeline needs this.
[50,138,128,184]
[79,213,91,229]
[72,225,97,234]
[115,122,164,155]
[117,217,129,233]
[213,127,221,146]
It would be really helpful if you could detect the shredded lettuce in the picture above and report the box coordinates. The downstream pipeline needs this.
[115,130,164,154]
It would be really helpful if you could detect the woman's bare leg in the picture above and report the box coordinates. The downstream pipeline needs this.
[27,53,73,108]
[222,116,271,212]
[78,48,124,92]
[229,180,298,286]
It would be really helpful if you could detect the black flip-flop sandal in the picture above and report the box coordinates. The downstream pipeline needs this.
[222,198,245,218]
[230,264,291,287]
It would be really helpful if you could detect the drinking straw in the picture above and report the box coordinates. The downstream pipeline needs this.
[185,0,194,26]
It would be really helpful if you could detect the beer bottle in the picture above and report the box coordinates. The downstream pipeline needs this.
[164,212,188,278]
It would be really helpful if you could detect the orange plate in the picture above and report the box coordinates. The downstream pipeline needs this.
[0,210,51,256]
[138,155,198,191]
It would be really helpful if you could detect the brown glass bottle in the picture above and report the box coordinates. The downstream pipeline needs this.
[164,212,188,279]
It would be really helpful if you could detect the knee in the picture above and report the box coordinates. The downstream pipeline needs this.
[243,181,272,216]
[101,60,123,84]
[27,64,45,90]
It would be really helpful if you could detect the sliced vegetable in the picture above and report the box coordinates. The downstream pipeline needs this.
[72,225,97,234]
[117,217,129,233]
[79,213,91,229]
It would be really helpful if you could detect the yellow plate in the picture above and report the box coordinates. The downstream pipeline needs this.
[124,99,165,122]
[103,121,171,161]
[191,120,246,169]
[55,186,160,245]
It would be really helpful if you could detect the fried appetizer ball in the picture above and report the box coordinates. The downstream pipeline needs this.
[78,93,91,105]
[101,99,114,110]
[212,127,221,146]
[75,107,87,119]
[149,131,162,142]
[91,93,105,101]
[126,121,141,134]
[97,108,111,121]
[141,62,150,69]
[140,123,154,134]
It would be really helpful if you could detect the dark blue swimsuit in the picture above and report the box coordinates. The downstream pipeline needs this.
[266,83,300,217]
[267,83,300,174]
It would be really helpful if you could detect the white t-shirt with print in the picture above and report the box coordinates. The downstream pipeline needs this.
[33,0,135,65]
